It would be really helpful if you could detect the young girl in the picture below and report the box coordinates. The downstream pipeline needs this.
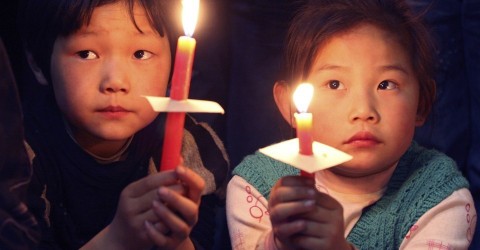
[227,0,476,249]
[18,0,229,249]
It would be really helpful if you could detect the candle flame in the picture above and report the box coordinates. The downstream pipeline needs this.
[182,0,199,37]
[293,83,314,113]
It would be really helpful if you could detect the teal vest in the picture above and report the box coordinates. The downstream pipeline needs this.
[233,142,469,249]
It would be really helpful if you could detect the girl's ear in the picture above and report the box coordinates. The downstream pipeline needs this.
[415,114,426,127]
[273,81,294,127]
[25,51,48,85]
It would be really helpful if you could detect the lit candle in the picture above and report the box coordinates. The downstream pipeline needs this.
[161,0,199,171]
[293,83,314,177]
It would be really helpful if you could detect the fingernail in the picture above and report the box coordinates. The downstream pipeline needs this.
[304,200,315,207]
[158,187,169,197]
[152,200,161,208]
[177,165,186,174]
[296,220,306,229]
[144,220,153,229]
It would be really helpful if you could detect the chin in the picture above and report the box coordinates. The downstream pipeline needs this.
[93,128,136,142]
[330,163,394,178]
[329,166,371,178]
[102,133,135,142]
[93,122,147,141]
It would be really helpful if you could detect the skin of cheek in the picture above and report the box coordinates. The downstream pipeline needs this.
[307,91,419,177]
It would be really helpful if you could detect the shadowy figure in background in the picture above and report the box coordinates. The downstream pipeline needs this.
[0,38,39,250]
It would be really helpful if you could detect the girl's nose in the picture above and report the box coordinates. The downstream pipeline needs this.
[348,92,380,123]
[102,82,129,93]
[100,60,130,94]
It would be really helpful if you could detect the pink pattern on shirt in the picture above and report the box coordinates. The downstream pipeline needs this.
[232,229,246,250]
[466,202,477,243]
[245,185,269,222]
[405,224,419,239]
[426,239,451,250]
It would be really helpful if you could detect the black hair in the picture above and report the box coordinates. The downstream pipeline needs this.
[19,0,179,83]
[279,0,436,117]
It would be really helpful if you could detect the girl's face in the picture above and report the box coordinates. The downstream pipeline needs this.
[277,23,423,178]
[50,2,171,155]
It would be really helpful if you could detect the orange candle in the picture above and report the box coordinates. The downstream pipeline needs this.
[294,112,313,155]
[160,0,199,171]
[293,83,315,177]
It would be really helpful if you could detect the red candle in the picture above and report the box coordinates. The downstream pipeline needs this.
[293,83,315,178]
[160,0,199,171]
[170,37,196,100]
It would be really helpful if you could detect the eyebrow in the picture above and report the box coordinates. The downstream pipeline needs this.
[75,27,157,37]
[316,64,342,71]
[379,64,409,75]
[315,64,409,75]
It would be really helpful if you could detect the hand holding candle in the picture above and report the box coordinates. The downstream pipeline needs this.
[293,83,315,177]
[160,0,199,171]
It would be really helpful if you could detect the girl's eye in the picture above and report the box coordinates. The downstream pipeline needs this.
[133,50,153,60]
[76,50,98,60]
[378,80,398,90]
[328,80,345,90]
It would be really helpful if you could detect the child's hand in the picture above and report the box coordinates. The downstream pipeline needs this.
[268,176,352,250]
[145,165,205,250]
[96,169,181,250]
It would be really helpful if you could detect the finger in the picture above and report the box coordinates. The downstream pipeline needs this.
[300,220,342,237]
[275,176,315,188]
[125,171,179,198]
[127,186,169,215]
[135,182,190,222]
[301,203,343,224]
[153,221,169,234]
[165,183,186,196]
[120,171,184,215]
[300,207,345,242]
[273,219,306,239]
[157,187,199,226]
[152,200,190,240]
[290,234,325,249]
[134,205,164,227]
[128,184,184,222]
[175,166,205,203]
[117,188,158,222]
[269,199,316,224]
[144,220,170,247]
[269,185,317,206]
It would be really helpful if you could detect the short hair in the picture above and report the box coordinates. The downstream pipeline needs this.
[18,0,179,83]
[279,0,436,117]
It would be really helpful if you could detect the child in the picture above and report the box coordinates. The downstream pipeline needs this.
[227,0,476,249]
[18,0,229,249]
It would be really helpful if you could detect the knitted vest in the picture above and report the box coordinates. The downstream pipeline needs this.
[233,142,469,249]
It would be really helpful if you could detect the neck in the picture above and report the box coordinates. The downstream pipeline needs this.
[318,163,397,194]
[79,138,130,159]
[64,120,130,158]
